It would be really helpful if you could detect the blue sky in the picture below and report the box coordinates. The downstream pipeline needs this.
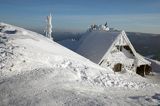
[0,0,160,33]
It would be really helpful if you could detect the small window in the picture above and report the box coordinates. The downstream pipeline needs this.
[114,63,122,72]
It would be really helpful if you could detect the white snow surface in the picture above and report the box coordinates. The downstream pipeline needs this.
[77,31,121,63]
[0,23,160,106]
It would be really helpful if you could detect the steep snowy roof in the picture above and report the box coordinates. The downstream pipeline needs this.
[77,30,121,63]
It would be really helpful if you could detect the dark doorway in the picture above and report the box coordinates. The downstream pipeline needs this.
[114,63,122,72]
[136,65,152,76]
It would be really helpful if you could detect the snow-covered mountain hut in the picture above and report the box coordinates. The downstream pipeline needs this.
[77,30,151,76]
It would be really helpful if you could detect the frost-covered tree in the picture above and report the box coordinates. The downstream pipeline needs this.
[88,23,109,32]
[45,13,53,40]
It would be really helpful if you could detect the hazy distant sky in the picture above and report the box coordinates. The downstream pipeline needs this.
[0,0,160,33]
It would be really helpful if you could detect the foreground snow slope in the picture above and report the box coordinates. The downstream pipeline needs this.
[0,23,102,77]
[0,23,160,106]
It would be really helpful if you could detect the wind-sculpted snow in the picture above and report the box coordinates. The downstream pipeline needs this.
[91,73,155,89]
[0,63,159,106]
[48,58,157,89]
[0,33,20,73]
